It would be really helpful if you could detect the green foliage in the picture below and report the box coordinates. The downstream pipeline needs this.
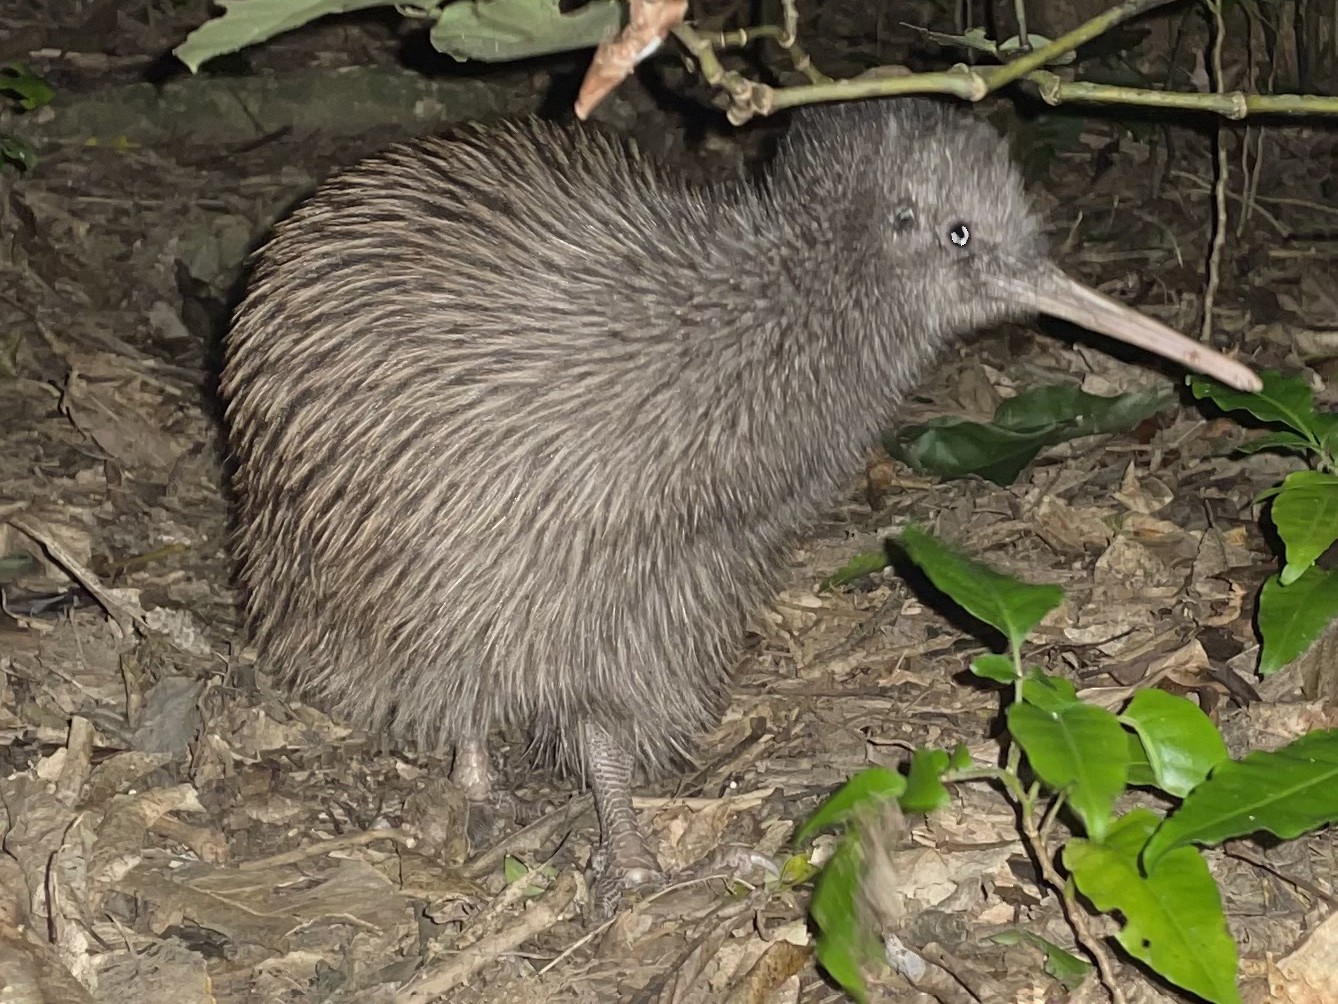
[174,0,621,71]
[885,383,1174,487]
[0,63,53,109]
[1065,811,1241,1004]
[502,854,557,897]
[987,929,1092,988]
[809,835,874,1003]
[1142,729,1338,868]
[1008,699,1128,841]
[1189,370,1338,675]
[801,527,1338,1004]
[820,547,894,591]
[0,63,53,171]
[1121,688,1228,798]
[898,524,1063,650]
[794,767,905,845]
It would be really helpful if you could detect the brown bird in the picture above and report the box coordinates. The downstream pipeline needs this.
[221,97,1259,915]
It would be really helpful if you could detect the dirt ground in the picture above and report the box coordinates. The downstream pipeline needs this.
[2,2,1338,1002]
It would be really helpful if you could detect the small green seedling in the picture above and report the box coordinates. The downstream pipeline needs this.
[1189,369,1338,675]
[503,854,558,898]
[0,63,53,170]
[800,525,1338,1003]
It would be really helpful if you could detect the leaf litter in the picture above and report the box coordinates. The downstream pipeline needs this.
[1,5,1338,1002]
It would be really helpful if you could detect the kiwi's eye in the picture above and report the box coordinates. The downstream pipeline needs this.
[893,206,916,233]
[947,221,971,247]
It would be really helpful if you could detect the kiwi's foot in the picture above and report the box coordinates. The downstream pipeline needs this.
[588,829,665,919]
[451,735,554,846]
[464,788,556,846]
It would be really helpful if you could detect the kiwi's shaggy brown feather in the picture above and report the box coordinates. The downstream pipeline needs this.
[222,99,1040,774]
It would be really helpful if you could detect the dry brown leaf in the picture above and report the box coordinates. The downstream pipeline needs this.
[574,0,687,119]
[116,855,416,956]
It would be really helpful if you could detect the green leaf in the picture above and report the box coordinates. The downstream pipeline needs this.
[811,835,873,1004]
[1008,700,1128,840]
[897,526,1063,650]
[174,0,408,72]
[886,385,1173,487]
[987,929,1091,988]
[1188,369,1321,442]
[1314,412,1338,460]
[1126,730,1157,788]
[970,653,1017,683]
[1120,689,1229,798]
[502,855,553,896]
[1258,567,1338,675]
[1271,470,1338,585]
[1018,669,1080,712]
[1143,729,1338,868]
[821,547,889,590]
[885,418,1056,486]
[991,385,1172,436]
[947,742,973,771]
[503,855,527,884]
[0,63,54,110]
[1232,430,1317,458]
[778,851,818,887]
[0,133,37,170]
[795,767,906,846]
[1065,810,1241,1004]
[429,0,623,62]
[901,748,952,813]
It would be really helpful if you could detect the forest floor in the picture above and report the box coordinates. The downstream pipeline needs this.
[2,2,1337,1002]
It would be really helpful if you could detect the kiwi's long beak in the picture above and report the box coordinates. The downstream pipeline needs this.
[995,265,1262,393]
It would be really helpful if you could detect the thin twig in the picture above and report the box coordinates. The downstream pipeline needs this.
[394,870,580,1002]
[1200,0,1230,347]
[1020,808,1129,1004]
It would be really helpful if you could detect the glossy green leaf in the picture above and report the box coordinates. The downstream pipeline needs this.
[0,133,36,170]
[1121,689,1229,798]
[811,835,873,1004]
[898,526,1063,650]
[1188,369,1319,441]
[1258,567,1338,675]
[1018,669,1080,712]
[886,418,1055,486]
[902,748,952,813]
[947,743,973,771]
[1271,470,1338,584]
[821,547,890,590]
[970,653,1017,683]
[1313,412,1338,460]
[991,385,1172,435]
[886,385,1173,486]
[795,767,905,846]
[987,929,1091,988]
[1066,810,1240,1004]
[1008,700,1128,840]
[0,63,54,109]
[1125,730,1156,788]
[174,0,406,72]
[1144,729,1338,868]
[1232,430,1317,458]
[430,0,622,62]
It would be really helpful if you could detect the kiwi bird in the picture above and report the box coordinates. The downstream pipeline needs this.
[220,96,1260,915]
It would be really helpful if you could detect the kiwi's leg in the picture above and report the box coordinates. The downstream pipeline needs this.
[451,734,550,845]
[583,721,664,917]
